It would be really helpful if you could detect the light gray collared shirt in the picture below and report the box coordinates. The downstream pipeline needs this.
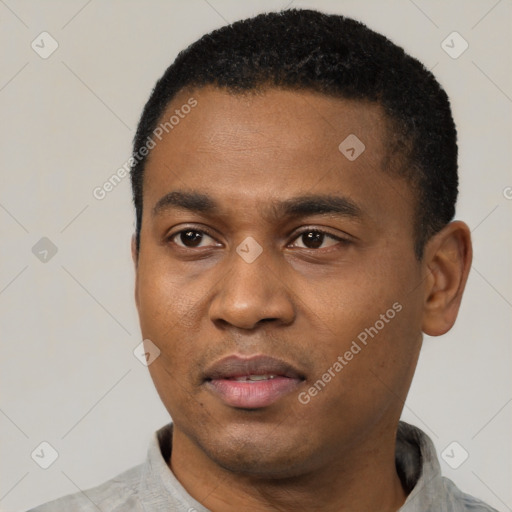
[27,421,498,511]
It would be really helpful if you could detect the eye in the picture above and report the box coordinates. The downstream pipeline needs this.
[168,228,219,248]
[289,229,348,250]
[166,227,349,251]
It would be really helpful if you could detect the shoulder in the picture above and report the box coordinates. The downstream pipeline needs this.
[441,477,500,512]
[26,463,145,512]
[396,422,499,512]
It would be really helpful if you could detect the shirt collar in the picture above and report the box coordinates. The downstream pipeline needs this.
[137,420,446,512]
[396,421,445,511]
[137,423,210,512]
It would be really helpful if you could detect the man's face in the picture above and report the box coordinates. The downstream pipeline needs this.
[134,86,426,477]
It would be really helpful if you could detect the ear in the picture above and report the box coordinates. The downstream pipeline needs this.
[421,221,472,336]
[131,234,139,269]
[131,234,140,310]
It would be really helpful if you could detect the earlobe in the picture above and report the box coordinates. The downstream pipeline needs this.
[421,221,472,336]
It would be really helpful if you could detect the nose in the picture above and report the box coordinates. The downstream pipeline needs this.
[208,244,296,330]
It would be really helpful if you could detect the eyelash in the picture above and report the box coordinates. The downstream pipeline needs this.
[166,226,351,251]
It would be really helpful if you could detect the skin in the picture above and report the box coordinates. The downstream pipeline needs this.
[132,86,472,512]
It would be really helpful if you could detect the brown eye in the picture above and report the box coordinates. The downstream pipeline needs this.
[290,229,346,250]
[170,229,217,248]
[301,231,324,249]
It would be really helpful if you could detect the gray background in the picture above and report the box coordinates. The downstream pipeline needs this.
[0,0,510,511]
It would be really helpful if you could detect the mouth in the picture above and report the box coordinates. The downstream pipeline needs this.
[203,355,306,409]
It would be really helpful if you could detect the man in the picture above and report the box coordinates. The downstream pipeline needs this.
[29,8,498,512]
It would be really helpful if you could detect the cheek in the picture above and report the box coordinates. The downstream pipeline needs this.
[138,253,197,324]
[136,266,195,363]
[296,303,422,438]
[303,264,411,343]
[300,252,423,383]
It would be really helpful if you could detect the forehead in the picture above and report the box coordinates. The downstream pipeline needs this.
[141,86,412,224]
[152,86,389,160]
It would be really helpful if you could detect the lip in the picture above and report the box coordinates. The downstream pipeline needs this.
[204,354,305,409]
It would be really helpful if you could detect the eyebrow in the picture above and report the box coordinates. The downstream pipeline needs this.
[152,190,363,221]
[153,191,217,216]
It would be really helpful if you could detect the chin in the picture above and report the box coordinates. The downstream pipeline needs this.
[198,430,316,479]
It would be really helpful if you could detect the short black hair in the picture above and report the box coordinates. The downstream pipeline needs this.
[130,8,458,259]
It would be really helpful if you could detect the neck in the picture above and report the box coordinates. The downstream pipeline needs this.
[169,422,408,512]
